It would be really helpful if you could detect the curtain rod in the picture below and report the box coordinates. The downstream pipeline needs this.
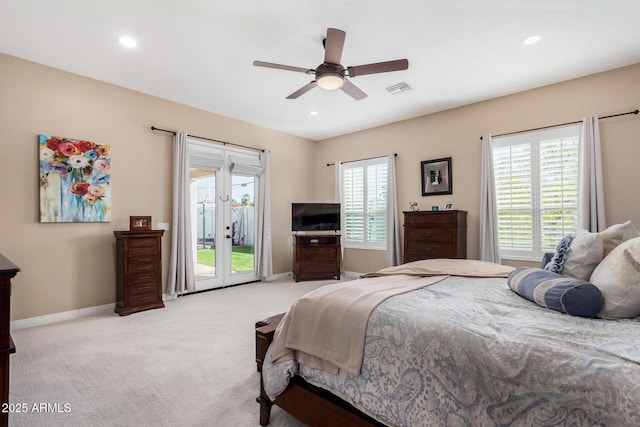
[150,126,264,152]
[479,109,639,140]
[326,153,397,167]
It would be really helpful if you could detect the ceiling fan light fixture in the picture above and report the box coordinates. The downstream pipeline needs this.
[317,73,344,91]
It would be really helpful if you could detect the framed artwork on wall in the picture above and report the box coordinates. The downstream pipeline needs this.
[421,157,452,196]
[39,134,112,223]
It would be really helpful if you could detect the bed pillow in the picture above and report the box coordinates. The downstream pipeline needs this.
[508,267,603,318]
[590,237,640,319]
[599,221,639,257]
[559,230,603,281]
[544,234,575,273]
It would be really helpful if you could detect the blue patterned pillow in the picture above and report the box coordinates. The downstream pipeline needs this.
[544,234,575,273]
[508,267,603,317]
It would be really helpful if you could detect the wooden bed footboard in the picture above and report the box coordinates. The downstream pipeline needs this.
[255,314,386,427]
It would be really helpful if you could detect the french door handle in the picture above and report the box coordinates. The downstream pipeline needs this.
[226,235,231,239]
[219,195,229,202]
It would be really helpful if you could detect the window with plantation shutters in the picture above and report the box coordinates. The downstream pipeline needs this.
[342,157,388,249]
[492,124,580,261]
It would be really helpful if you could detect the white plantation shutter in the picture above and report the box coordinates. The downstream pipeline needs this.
[342,157,388,249]
[539,138,579,248]
[344,166,364,243]
[493,125,580,260]
[494,142,533,255]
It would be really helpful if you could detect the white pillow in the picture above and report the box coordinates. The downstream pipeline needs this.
[562,229,603,281]
[599,221,639,257]
[590,237,640,319]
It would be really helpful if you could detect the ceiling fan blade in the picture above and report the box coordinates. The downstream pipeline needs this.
[253,61,314,74]
[347,59,409,78]
[341,79,367,101]
[324,28,346,65]
[286,81,318,99]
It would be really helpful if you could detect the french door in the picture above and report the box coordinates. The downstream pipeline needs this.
[188,140,260,291]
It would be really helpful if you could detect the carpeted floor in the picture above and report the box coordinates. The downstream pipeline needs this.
[9,278,341,427]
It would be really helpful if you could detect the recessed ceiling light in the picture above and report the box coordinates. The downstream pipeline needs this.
[524,35,541,46]
[309,111,319,116]
[118,36,137,48]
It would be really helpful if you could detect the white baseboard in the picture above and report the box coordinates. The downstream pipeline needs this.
[344,270,363,278]
[264,272,293,281]
[10,272,337,331]
[10,303,115,331]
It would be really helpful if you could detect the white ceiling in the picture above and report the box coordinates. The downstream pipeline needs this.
[1,1,639,141]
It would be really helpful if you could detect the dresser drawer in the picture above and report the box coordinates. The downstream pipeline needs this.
[296,236,340,246]
[129,245,159,257]
[128,271,159,286]
[298,260,339,274]
[128,282,157,296]
[405,242,453,260]
[128,291,159,306]
[129,254,157,265]
[298,247,338,261]
[127,260,158,274]
[128,238,157,248]
[404,212,455,226]
[405,228,453,243]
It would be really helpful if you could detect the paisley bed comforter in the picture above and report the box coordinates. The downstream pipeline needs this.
[262,275,640,427]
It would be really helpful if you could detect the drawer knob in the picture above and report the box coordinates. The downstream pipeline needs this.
[425,247,432,251]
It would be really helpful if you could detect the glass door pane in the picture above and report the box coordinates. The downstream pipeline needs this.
[230,174,256,275]
[190,167,219,288]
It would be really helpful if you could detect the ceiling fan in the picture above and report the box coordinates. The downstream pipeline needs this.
[253,28,409,100]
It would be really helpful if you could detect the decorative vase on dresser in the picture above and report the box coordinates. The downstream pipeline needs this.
[403,210,467,263]
[114,230,165,316]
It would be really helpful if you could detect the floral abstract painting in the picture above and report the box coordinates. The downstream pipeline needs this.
[39,134,111,222]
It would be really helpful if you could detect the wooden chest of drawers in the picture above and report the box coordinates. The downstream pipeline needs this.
[403,210,467,263]
[114,230,165,316]
[0,254,19,427]
[293,235,341,282]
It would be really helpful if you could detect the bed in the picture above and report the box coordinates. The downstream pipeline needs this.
[255,255,640,427]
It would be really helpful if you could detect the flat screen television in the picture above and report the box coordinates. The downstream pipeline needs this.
[292,203,341,232]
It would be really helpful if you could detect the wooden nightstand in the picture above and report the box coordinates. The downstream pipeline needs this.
[293,235,341,281]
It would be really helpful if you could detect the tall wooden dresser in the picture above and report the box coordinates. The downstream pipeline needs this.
[114,230,165,316]
[403,210,467,263]
[0,253,19,427]
[293,234,341,282]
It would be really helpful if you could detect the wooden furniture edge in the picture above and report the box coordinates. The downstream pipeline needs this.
[255,313,386,427]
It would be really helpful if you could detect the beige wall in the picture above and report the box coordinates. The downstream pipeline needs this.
[316,63,640,273]
[0,53,316,320]
[3,51,639,320]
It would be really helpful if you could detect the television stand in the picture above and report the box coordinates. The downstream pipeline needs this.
[293,234,341,282]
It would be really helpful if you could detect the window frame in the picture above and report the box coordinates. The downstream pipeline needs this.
[340,156,388,251]
[492,124,581,261]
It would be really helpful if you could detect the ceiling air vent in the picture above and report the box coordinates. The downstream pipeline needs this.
[385,82,413,94]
